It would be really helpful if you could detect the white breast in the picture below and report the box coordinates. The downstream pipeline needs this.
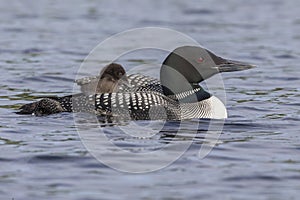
[180,95,227,119]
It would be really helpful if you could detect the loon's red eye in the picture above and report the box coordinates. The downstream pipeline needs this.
[197,57,204,63]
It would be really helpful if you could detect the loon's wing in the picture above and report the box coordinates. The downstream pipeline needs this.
[75,75,99,86]
[73,92,180,120]
[75,75,100,95]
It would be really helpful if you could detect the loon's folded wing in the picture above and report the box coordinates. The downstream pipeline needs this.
[75,75,100,95]
[75,75,99,86]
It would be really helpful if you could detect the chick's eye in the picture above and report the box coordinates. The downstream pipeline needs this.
[116,72,123,77]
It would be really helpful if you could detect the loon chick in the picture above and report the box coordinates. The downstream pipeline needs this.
[76,63,128,95]
[17,46,255,120]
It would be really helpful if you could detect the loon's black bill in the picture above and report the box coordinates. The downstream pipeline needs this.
[217,59,256,73]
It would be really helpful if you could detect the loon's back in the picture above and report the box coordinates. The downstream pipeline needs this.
[76,73,163,94]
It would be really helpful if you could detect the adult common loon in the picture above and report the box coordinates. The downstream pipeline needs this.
[17,46,255,120]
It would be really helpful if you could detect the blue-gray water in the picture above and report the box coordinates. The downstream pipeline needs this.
[1,0,300,199]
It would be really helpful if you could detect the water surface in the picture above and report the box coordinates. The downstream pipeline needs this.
[0,0,300,199]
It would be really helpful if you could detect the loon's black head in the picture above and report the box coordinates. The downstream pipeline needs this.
[160,46,255,96]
